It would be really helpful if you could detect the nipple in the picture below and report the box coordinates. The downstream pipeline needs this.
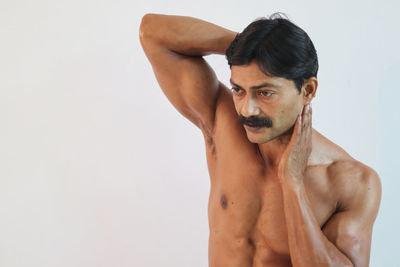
[220,194,228,209]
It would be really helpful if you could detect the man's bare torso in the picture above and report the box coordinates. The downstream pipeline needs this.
[204,86,358,267]
[140,13,381,266]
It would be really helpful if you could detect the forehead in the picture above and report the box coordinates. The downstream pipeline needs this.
[230,61,294,88]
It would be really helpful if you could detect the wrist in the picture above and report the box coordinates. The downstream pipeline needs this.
[279,174,304,189]
[214,30,238,55]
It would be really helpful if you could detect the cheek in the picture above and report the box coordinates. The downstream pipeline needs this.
[274,102,302,128]
[232,98,240,113]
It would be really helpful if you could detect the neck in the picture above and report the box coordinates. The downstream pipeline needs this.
[257,127,294,168]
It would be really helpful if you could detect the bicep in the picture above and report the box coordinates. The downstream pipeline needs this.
[141,40,221,134]
[322,210,372,267]
[322,170,381,267]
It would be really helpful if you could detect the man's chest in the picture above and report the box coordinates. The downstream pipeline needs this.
[207,160,337,256]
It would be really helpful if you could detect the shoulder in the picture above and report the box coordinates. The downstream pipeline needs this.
[310,129,380,187]
[327,159,381,212]
[328,159,378,181]
[309,130,381,209]
[327,160,380,188]
[321,160,381,267]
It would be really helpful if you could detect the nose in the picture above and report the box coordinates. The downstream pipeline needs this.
[242,94,261,117]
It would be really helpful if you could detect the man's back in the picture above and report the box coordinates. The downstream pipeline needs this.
[139,13,381,267]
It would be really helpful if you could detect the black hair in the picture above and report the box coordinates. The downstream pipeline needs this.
[226,13,318,92]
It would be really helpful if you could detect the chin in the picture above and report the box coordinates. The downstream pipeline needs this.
[246,131,273,144]
[248,137,273,144]
[246,136,260,143]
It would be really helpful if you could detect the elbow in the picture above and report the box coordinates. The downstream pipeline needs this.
[139,13,159,43]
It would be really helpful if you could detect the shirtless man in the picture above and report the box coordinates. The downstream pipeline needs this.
[139,13,381,267]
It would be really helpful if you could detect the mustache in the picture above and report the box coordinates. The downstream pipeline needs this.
[238,115,273,128]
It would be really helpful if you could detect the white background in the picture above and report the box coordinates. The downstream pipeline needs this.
[1,0,399,266]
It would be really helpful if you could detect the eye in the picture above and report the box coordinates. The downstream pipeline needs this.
[258,91,273,97]
[231,87,244,96]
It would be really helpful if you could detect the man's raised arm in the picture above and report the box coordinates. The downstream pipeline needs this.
[139,14,237,135]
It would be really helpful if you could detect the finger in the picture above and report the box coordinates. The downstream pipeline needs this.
[296,106,304,133]
[302,103,312,131]
[306,103,312,132]
[289,108,302,145]
[304,104,312,151]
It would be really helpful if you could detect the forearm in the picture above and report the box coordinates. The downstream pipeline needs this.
[281,179,353,267]
[139,13,237,56]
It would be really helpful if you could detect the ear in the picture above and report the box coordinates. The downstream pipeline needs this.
[302,77,318,104]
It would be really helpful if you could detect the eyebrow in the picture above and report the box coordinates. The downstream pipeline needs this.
[230,79,281,90]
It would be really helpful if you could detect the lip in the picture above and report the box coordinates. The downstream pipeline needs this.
[244,125,263,133]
